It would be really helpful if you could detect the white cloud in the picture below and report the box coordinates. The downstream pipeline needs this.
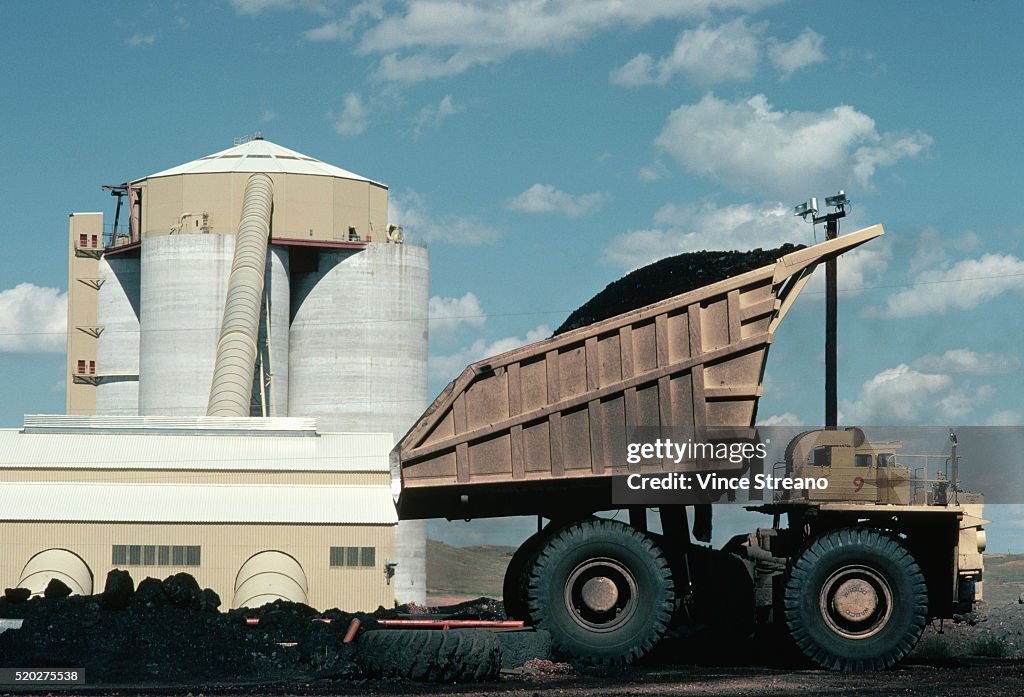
[611,20,822,87]
[126,33,157,47]
[231,0,329,16]
[654,94,931,199]
[260,109,277,123]
[430,324,551,382]
[610,19,760,86]
[356,0,779,83]
[411,95,463,137]
[767,28,824,79]
[330,93,369,136]
[912,349,1020,376]
[601,200,808,270]
[506,184,609,218]
[638,161,670,182]
[840,363,996,425]
[985,410,1022,426]
[304,2,385,41]
[0,283,67,354]
[429,292,486,344]
[868,253,1024,318]
[757,412,803,426]
[389,189,502,245]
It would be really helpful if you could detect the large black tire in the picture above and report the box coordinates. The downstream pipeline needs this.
[783,528,928,672]
[526,519,674,666]
[503,519,593,621]
[503,529,549,621]
[356,629,501,682]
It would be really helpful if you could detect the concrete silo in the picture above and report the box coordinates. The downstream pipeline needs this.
[69,136,429,603]
[95,255,140,415]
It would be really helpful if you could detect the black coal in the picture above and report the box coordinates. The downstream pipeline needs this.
[555,244,805,335]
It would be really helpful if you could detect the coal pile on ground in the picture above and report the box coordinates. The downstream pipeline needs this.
[0,570,503,686]
[0,572,365,684]
[555,244,805,335]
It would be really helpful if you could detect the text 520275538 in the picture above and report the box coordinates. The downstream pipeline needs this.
[0,669,85,684]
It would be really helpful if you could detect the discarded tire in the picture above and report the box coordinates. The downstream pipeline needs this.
[526,518,674,666]
[784,527,928,672]
[356,629,501,682]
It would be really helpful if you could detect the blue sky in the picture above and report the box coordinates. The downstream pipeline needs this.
[2,2,1023,548]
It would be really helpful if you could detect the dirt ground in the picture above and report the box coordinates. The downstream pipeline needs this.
[3,659,1024,697]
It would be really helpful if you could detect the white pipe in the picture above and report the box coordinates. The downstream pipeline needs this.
[207,173,273,417]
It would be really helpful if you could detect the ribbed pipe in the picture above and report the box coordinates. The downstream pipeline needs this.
[207,173,274,416]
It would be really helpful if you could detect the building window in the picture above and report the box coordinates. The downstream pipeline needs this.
[77,359,86,374]
[79,233,87,247]
[330,546,376,568]
[111,544,200,566]
[88,360,96,375]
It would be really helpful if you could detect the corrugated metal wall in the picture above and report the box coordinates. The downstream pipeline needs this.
[0,522,395,612]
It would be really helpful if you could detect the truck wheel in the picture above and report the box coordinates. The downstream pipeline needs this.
[503,529,549,620]
[526,518,674,666]
[357,629,501,682]
[504,518,594,621]
[783,528,927,671]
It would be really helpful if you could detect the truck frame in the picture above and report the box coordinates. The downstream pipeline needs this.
[391,225,986,671]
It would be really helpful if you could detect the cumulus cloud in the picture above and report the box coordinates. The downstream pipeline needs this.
[610,19,761,86]
[355,0,778,83]
[757,412,803,426]
[985,410,1022,427]
[506,184,609,218]
[654,94,932,199]
[411,95,462,137]
[231,0,329,16]
[611,20,823,87]
[126,33,157,47]
[767,28,825,79]
[0,283,67,354]
[429,292,486,344]
[911,349,1021,376]
[389,190,502,245]
[330,92,369,136]
[305,2,388,42]
[867,253,1024,318]
[601,200,809,270]
[840,363,996,425]
[430,324,551,382]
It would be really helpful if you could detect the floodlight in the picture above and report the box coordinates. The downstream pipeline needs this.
[794,197,818,219]
[825,191,848,209]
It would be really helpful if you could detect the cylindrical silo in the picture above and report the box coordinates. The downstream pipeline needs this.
[289,243,428,439]
[264,246,290,417]
[139,234,290,417]
[139,234,234,416]
[289,242,429,603]
[96,255,141,415]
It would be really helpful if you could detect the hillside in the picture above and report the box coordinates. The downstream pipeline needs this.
[981,554,1024,606]
[425,540,515,604]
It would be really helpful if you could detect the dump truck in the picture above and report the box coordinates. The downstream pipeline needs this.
[391,225,987,671]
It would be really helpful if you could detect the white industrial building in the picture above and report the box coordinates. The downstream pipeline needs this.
[1,137,429,610]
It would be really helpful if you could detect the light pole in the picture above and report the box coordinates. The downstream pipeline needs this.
[794,191,848,430]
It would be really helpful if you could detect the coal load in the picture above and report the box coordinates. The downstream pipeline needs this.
[555,244,805,335]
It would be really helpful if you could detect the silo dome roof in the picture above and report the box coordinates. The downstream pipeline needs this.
[140,138,380,184]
